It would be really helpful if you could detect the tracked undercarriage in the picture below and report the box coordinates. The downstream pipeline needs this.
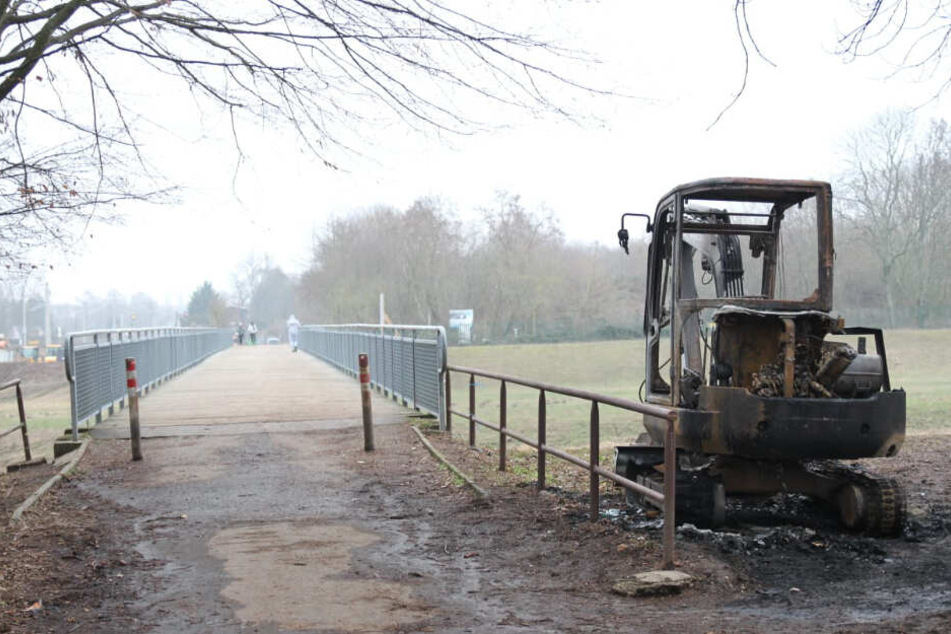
[615,178,906,535]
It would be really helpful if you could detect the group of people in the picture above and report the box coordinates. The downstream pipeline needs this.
[234,321,259,345]
[233,314,301,352]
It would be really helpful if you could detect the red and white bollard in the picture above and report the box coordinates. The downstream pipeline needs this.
[359,354,374,451]
[126,357,143,461]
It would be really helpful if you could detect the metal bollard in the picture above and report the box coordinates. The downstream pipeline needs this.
[359,353,374,451]
[126,358,143,461]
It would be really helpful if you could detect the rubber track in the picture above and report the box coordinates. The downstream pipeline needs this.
[812,462,906,537]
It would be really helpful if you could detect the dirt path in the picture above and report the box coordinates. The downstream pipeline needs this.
[2,347,949,632]
[2,421,948,633]
[92,346,407,437]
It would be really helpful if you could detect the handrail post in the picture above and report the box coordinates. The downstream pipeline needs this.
[663,416,677,569]
[16,383,31,462]
[445,369,452,434]
[468,373,476,448]
[590,401,599,522]
[499,380,507,472]
[537,389,546,490]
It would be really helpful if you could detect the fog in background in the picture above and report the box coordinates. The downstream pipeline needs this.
[2,1,949,345]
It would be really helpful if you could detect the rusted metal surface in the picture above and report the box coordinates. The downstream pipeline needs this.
[468,373,476,448]
[663,414,676,569]
[625,177,905,534]
[0,379,32,463]
[126,358,143,461]
[590,401,600,523]
[359,353,374,452]
[499,380,507,472]
[782,318,796,398]
[448,365,677,421]
[444,370,452,434]
[537,390,546,490]
[668,386,906,460]
[446,365,678,569]
[591,466,664,504]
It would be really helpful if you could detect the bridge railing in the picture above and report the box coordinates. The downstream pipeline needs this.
[64,328,233,439]
[298,324,447,428]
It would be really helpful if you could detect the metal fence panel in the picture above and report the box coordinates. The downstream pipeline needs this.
[298,324,447,428]
[65,328,233,438]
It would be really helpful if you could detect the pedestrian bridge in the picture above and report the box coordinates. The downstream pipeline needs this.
[89,346,408,439]
[63,325,447,440]
[57,322,679,571]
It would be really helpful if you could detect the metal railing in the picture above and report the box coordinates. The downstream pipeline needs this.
[0,379,32,464]
[298,324,447,427]
[446,364,679,569]
[64,328,233,439]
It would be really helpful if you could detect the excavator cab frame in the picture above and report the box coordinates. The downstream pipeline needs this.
[641,178,834,408]
[616,178,906,536]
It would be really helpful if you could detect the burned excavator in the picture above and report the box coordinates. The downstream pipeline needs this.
[615,178,906,536]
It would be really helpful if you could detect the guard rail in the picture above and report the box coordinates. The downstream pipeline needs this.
[298,324,447,428]
[64,328,232,439]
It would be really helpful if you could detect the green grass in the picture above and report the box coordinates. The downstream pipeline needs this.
[0,386,70,464]
[447,330,951,451]
[448,340,647,450]
[881,329,950,430]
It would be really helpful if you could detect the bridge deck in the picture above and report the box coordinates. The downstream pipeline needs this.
[90,345,407,438]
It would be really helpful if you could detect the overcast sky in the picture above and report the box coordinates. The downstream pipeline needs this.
[38,0,948,307]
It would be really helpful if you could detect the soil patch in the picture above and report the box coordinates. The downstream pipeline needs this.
[1,424,949,633]
[0,461,58,519]
[0,483,146,634]
[0,363,67,397]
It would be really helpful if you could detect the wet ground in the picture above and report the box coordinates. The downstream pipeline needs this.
[1,421,949,633]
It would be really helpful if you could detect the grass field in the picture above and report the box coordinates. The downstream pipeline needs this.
[447,329,950,451]
[1,329,945,467]
[0,384,69,466]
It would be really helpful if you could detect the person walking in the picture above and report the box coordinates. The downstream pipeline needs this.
[247,321,258,345]
[236,322,245,346]
[286,314,301,352]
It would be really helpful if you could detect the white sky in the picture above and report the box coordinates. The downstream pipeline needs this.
[39,0,948,306]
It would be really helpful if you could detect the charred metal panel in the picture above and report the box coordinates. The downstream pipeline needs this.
[673,386,907,460]
[713,313,784,389]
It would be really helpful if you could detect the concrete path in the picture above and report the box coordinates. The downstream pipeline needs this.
[91,346,407,438]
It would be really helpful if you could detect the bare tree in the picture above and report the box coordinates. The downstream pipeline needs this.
[249,264,295,335]
[838,0,951,94]
[230,252,268,320]
[1,1,592,270]
[394,198,463,325]
[839,110,914,326]
[837,110,951,327]
[722,1,950,125]
[0,133,148,270]
[468,193,563,339]
[896,118,951,325]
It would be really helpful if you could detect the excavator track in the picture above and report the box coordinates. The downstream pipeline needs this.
[813,462,906,537]
[615,447,726,528]
[616,448,906,535]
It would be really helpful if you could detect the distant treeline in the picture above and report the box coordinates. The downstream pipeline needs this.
[298,199,950,340]
[7,111,947,343]
[296,112,951,339]
[296,194,645,343]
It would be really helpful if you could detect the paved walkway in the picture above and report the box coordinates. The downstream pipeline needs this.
[91,346,407,438]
